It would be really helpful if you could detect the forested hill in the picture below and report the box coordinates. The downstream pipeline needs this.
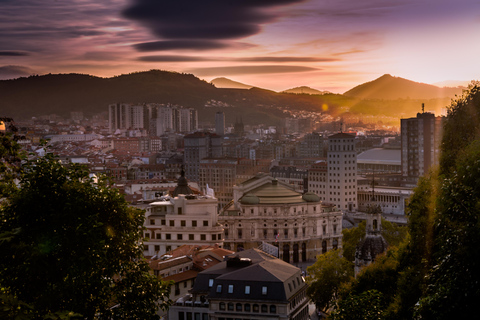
[0,70,457,124]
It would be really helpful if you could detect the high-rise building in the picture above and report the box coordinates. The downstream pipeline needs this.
[215,111,225,136]
[184,132,223,182]
[108,103,146,133]
[401,111,444,180]
[327,133,357,212]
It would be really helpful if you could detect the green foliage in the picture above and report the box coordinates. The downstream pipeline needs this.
[342,220,407,263]
[341,221,365,262]
[0,120,25,197]
[330,289,385,320]
[415,140,480,319]
[0,154,171,319]
[306,249,354,312]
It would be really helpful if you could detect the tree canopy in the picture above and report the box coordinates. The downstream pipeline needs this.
[0,151,171,319]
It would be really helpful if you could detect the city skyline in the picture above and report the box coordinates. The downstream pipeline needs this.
[1,0,479,93]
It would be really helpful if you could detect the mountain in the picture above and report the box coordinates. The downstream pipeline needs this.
[210,77,253,89]
[344,74,463,100]
[282,86,330,95]
[433,80,470,88]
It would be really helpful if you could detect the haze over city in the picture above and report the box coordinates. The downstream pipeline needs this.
[1,0,479,93]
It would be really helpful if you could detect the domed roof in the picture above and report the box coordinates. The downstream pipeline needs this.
[172,168,193,197]
[302,192,320,202]
[240,179,305,204]
[240,193,260,205]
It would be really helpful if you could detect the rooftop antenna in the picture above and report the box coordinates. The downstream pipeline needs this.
[422,103,425,113]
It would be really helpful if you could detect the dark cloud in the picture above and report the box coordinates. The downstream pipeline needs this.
[137,55,338,63]
[123,0,304,50]
[138,55,212,62]
[0,65,35,80]
[187,65,318,76]
[134,40,229,51]
[0,51,29,56]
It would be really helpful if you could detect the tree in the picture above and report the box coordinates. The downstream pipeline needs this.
[0,154,171,319]
[306,249,354,312]
[330,289,385,320]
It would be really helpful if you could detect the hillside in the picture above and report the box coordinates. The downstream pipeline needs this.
[0,70,455,126]
[344,74,463,100]
[210,77,253,89]
[282,86,329,95]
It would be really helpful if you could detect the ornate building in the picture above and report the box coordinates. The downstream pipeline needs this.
[220,173,343,263]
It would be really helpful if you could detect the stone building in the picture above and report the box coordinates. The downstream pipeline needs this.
[220,173,343,263]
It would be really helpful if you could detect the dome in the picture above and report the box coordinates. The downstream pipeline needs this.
[240,193,260,205]
[302,192,320,202]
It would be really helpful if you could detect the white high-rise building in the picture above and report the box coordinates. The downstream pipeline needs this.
[327,133,357,212]
[108,103,146,133]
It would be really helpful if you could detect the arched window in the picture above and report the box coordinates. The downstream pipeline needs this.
[219,302,225,310]
[253,304,259,312]
[261,304,268,313]
[244,304,251,312]
[270,305,277,313]
[236,303,242,311]
[227,302,234,311]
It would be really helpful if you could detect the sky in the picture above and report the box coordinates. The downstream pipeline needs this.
[0,0,479,93]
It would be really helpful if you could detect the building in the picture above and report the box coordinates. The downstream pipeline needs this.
[356,148,401,175]
[270,166,308,193]
[401,110,444,180]
[220,174,343,262]
[296,132,325,158]
[109,103,146,133]
[307,161,327,201]
[168,248,309,320]
[184,132,223,183]
[215,112,225,136]
[327,133,357,212]
[140,172,224,257]
[199,158,272,209]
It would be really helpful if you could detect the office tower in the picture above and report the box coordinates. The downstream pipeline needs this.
[401,110,444,179]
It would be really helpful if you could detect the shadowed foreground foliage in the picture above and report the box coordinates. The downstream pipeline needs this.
[0,153,171,319]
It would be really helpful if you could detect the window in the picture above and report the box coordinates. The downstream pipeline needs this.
[253,304,259,312]
[181,220,186,227]
[201,234,206,241]
[227,302,234,311]
[192,221,197,227]
[154,245,160,251]
[209,279,214,287]
[156,233,161,240]
[228,285,234,293]
[150,219,155,225]
[161,219,166,225]
[203,220,208,226]
[166,234,171,240]
[216,285,222,293]
[189,234,194,240]
[212,234,216,241]
[219,302,225,310]
[166,246,171,252]
[177,234,183,240]
[270,305,277,313]
[178,207,182,215]
[170,220,174,227]
[236,303,242,311]
[261,304,268,313]
[262,286,267,295]
[244,304,251,312]
[245,285,250,294]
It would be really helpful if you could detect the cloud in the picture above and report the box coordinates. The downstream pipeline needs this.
[0,51,29,56]
[187,65,318,76]
[0,65,35,79]
[137,55,338,63]
[123,0,305,50]
[134,40,230,51]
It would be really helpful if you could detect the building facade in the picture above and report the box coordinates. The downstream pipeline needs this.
[169,249,309,320]
[220,174,343,262]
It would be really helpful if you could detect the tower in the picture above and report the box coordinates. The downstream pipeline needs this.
[327,132,357,212]
[215,111,225,136]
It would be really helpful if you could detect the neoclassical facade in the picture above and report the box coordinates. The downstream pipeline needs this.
[220,174,343,263]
